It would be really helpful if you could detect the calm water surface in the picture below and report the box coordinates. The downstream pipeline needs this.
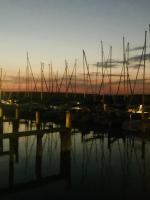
[0,121,150,199]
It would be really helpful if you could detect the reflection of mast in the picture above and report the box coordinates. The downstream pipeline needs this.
[60,130,71,189]
[35,134,43,180]
[9,138,14,189]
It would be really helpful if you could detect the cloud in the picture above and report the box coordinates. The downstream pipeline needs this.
[129,64,144,69]
[93,62,118,68]
[129,53,150,62]
[129,46,144,51]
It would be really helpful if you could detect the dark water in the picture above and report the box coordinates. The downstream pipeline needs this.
[0,121,150,199]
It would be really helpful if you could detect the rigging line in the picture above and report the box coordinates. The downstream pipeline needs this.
[27,54,38,92]
[1,70,6,89]
[98,41,109,96]
[121,41,133,105]
[58,67,66,92]
[41,63,49,92]
[128,46,144,106]
[132,46,144,93]
[54,72,59,93]
[66,60,77,93]
[33,75,40,92]
[116,65,124,95]
[83,50,93,94]
[98,69,106,95]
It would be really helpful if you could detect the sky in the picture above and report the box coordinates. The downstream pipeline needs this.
[0,0,150,93]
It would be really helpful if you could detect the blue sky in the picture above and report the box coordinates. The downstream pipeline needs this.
[0,0,149,75]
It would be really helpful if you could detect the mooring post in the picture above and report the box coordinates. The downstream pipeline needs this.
[66,111,71,128]
[36,111,41,129]
[0,107,3,120]
[15,106,19,120]
[0,107,3,152]
[0,108,3,134]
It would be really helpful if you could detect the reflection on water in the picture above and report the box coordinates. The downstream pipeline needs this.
[0,121,150,198]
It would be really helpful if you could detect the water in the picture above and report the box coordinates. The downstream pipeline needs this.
[0,121,150,199]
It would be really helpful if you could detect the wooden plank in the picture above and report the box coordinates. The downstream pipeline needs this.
[0,127,67,139]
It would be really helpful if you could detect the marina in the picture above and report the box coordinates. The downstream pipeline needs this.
[1,0,150,198]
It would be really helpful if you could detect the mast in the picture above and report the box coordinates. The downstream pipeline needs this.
[83,50,86,98]
[101,40,105,106]
[65,60,68,97]
[18,69,21,100]
[48,64,50,93]
[142,31,147,120]
[0,68,2,101]
[51,63,53,93]
[56,71,59,93]
[26,52,29,98]
[40,62,44,102]
[123,36,126,99]
[109,46,112,96]
[126,42,129,97]
[95,62,98,95]
[74,59,77,98]
[83,50,93,94]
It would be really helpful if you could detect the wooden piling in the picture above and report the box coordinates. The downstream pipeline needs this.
[66,111,71,128]
[0,107,3,119]
[15,106,19,120]
[36,111,41,129]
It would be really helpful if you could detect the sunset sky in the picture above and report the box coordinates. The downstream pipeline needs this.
[0,0,150,93]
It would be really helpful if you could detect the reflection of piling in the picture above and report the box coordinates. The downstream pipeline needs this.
[12,119,19,133]
[0,119,3,152]
[66,111,71,128]
[36,111,41,130]
[36,134,43,179]
[0,107,4,152]
[141,140,145,159]
[9,137,14,189]
[0,118,3,134]
[9,136,19,188]
[60,129,71,189]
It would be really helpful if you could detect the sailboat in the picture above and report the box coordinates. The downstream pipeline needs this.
[122,30,150,133]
